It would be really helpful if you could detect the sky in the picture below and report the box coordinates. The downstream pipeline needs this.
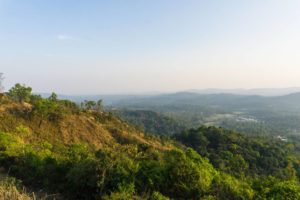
[0,0,300,94]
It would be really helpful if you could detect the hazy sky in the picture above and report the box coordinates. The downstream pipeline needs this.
[1,0,300,94]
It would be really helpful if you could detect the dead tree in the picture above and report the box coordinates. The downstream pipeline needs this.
[0,73,4,99]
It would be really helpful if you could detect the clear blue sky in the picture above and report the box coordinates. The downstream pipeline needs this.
[1,0,300,94]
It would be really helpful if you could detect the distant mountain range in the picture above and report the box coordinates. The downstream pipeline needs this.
[113,91,300,112]
[186,87,300,96]
[38,87,300,105]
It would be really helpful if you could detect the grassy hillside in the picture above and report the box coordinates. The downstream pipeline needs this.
[1,84,300,199]
[0,95,169,151]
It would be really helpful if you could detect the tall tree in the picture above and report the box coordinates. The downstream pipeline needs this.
[97,99,103,112]
[8,83,32,103]
[84,100,96,110]
[48,92,58,101]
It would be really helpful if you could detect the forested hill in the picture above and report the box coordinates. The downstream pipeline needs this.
[174,126,300,178]
[1,84,300,199]
[112,92,300,135]
[113,109,186,136]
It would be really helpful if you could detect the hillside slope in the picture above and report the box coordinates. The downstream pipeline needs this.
[0,96,169,151]
[114,109,186,136]
[1,86,300,200]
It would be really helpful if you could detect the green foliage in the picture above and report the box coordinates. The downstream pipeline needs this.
[48,92,58,101]
[0,132,25,157]
[162,148,215,198]
[0,130,229,199]
[32,98,62,123]
[80,99,104,112]
[8,83,32,103]
[2,86,300,199]
[174,126,294,179]
[0,125,300,200]
[103,183,135,200]
[150,192,169,200]
[211,172,254,200]
[67,144,91,162]
[115,110,186,136]
[29,94,80,126]
[253,177,300,200]
[66,158,99,199]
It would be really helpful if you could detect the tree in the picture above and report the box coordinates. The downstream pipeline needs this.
[253,177,300,200]
[211,173,254,199]
[48,92,58,101]
[267,181,300,200]
[33,99,53,127]
[83,100,96,110]
[97,99,103,112]
[8,83,32,103]
[163,149,215,199]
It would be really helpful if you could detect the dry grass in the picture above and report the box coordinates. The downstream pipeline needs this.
[0,167,60,200]
[0,183,33,200]
[0,97,172,152]
[0,181,62,200]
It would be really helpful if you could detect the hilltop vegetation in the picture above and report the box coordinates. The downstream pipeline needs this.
[0,88,167,150]
[1,84,300,199]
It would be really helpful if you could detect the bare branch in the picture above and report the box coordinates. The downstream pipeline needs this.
[0,73,4,93]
